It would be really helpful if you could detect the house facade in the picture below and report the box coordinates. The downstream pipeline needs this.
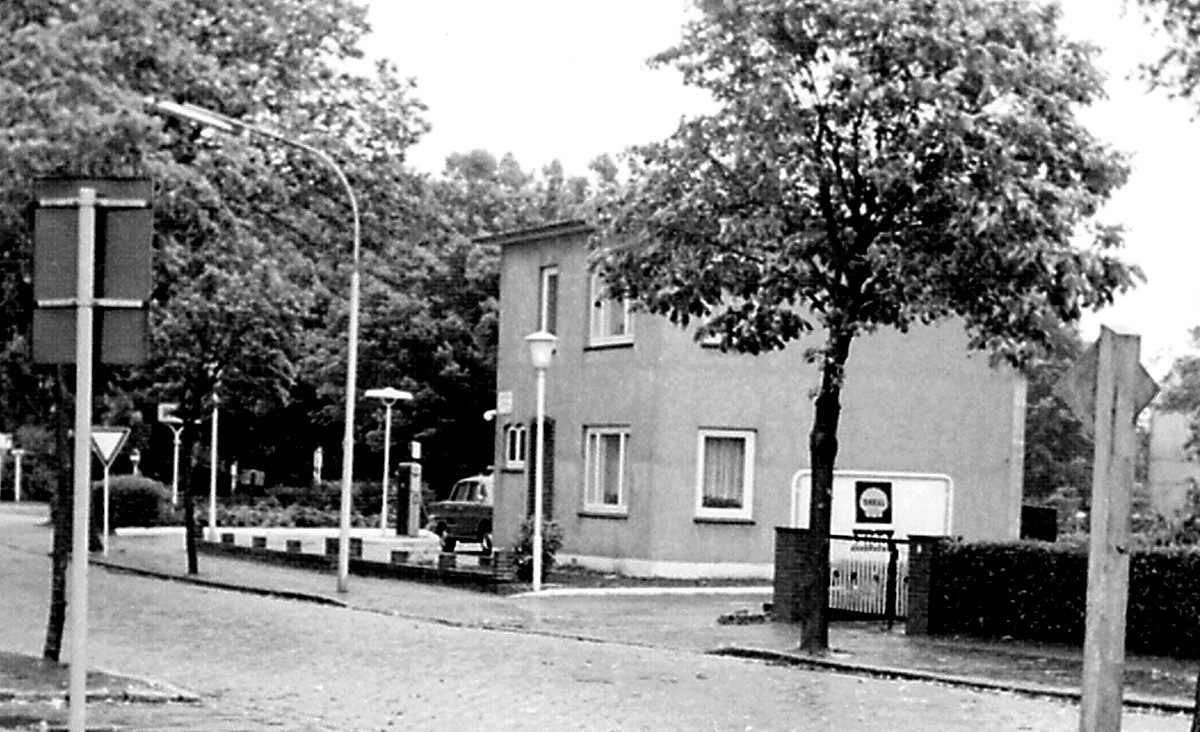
[1146,409,1199,516]
[486,221,1027,579]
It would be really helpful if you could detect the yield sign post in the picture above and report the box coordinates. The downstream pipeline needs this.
[91,426,130,558]
[1055,325,1157,732]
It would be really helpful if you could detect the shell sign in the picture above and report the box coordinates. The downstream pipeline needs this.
[855,481,892,524]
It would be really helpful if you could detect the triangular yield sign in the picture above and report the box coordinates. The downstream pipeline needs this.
[91,426,130,468]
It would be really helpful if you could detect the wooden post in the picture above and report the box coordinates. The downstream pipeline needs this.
[1057,325,1157,732]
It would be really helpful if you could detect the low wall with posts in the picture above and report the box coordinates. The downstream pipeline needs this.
[200,535,516,591]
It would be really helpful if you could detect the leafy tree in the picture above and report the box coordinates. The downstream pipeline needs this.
[596,0,1138,651]
[0,0,429,655]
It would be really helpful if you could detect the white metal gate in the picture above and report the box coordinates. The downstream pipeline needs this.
[829,541,909,618]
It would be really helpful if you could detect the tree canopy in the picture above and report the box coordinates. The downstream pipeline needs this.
[596,0,1139,649]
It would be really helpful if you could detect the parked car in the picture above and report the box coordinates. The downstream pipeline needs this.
[426,473,493,554]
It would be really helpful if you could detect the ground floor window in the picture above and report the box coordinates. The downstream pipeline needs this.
[584,426,629,513]
[695,428,755,520]
[504,423,527,469]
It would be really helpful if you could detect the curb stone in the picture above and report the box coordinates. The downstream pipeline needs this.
[90,557,348,608]
[710,646,1194,716]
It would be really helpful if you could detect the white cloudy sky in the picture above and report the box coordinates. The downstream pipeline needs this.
[361,0,1199,375]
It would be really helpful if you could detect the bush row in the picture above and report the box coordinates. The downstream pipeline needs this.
[931,540,1200,658]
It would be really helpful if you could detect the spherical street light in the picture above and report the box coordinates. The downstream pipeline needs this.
[524,330,557,592]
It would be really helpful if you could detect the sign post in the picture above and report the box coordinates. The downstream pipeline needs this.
[91,427,131,556]
[33,178,151,732]
[1056,325,1157,732]
[157,403,183,505]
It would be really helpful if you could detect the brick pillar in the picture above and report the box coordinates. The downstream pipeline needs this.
[774,527,820,623]
[905,535,946,636]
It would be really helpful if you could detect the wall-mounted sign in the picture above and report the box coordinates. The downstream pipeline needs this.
[496,391,514,415]
[855,481,893,524]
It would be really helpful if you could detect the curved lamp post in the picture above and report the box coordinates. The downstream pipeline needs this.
[146,98,363,593]
[525,330,557,592]
[364,387,413,536]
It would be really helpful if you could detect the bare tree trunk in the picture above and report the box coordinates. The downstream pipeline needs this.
[43,366,71,662]
[182,428,199,574]
[798,329,853,653]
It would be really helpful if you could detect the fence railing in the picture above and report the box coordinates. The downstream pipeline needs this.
[828,532,909,625]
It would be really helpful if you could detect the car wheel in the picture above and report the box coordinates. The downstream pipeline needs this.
[478,531,493,556]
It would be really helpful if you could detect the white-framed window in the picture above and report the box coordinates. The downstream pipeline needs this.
[695,429,756,520]
[503,423,527,469]
[584,426,629,513]
[539,266,559,334]
[589,272,632,346]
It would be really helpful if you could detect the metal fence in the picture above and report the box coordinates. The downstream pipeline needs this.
[828,533,909,623]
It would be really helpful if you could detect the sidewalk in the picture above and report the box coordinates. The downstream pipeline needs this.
[3,505,1197,718]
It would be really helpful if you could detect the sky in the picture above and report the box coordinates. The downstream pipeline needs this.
[360,0,1200,376]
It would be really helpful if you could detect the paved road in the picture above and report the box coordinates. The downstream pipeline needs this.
[0,509,1189,730]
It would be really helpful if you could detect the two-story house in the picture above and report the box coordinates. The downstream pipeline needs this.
[485,220,1026,579]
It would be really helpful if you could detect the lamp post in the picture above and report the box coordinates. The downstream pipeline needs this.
[146,98,363,593]
[365,387,413,536]
[208,395,219,542]
[525,330,557,592]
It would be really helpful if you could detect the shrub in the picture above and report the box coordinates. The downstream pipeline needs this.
[90,475,173,531]
[514,518,564,582]
[930,539,1200,657]
[207,500,376,529]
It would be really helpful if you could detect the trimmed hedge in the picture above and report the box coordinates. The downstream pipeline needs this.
[91,475,173,530]
[932,540,1200,658]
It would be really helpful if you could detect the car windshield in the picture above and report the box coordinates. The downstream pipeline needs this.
[450,480,489,503]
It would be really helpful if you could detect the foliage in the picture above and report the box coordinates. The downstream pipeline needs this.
[210,500,375,529]
[90,474,173,530]
[595,0,1138,649]
[513,517,564,582]
[931,539,1200,658]
[1136,0,1200,103]
[1021,326,1093,502]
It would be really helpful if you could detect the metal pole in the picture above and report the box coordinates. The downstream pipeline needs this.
[336,175,361,594]
[208,398,218,541]
[170,426,181,506]
[380,401,392,536]
[533,367,546,592]
[12,450,23,502]
[102,464,111,557]
[68,187,97,732]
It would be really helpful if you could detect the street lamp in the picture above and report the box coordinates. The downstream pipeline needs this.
[365,387,413,536]
[146,98,363,593]
[525,330,557,592]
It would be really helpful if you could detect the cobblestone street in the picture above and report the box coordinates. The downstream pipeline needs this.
[0,509,1190,730]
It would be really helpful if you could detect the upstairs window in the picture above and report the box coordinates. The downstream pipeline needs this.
[589,272,632,346]
[539,266,559,335]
